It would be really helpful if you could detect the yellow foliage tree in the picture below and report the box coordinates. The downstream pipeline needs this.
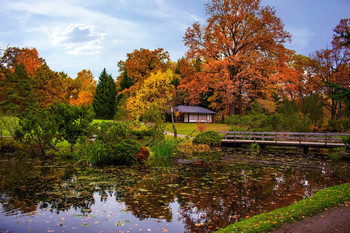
[126,69,179,137]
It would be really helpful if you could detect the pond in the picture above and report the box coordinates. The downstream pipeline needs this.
[1,149,350,233]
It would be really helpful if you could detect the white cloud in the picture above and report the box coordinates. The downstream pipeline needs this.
[0,0,204,77]
[51,24,105,55]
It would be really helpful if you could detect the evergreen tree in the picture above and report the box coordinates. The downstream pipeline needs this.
[0,63,37,115]
[93,68,117,119]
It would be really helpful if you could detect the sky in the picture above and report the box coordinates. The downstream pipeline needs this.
[0,0,349,79]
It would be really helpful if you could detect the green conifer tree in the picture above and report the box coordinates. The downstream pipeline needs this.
[0,63,37,115]
[92,68,117,119]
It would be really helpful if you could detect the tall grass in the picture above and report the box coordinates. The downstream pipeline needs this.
[152,139,177,160]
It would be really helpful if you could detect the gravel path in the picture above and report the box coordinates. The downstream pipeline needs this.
[272,204,350,233]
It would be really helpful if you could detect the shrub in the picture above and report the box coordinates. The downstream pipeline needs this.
[328,119,350,132]
[134,146,150,163]
[130,129,153,140]
[329,147,350,161]
[193,131,222,147]
[113,139,142,165]
[77,140,114,166]
[197,122,206,132]
[96,121,129,144]
[77,139,142,166]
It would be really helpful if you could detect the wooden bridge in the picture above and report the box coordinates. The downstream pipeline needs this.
[219,131,350,153]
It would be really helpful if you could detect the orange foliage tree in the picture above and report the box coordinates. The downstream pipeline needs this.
[0,47,44,76]
[180,0,291,116]
[311,18,350,120]
[31,64,66,108]
[117,48,171,93]
[69,70,96,106]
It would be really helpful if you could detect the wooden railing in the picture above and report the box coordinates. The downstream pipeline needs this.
[219,131,350,148]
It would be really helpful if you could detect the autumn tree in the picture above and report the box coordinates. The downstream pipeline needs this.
[0,47,44,76]
[181,0,291,116]
[334,18,350,47]
[311,19,350,120]
[93,68,117,119]
[126,69,179,137]
[117,48,171,94]
[70,69,96,106]
[271,53,317,103]
[31,64,66,108]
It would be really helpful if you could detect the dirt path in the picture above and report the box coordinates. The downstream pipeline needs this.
[272,204,350,233]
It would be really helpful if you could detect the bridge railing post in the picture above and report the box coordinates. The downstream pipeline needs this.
[275,133,277,143]
[325,133,328,146]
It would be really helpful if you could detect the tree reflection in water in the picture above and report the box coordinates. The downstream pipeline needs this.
[0,153,349,233]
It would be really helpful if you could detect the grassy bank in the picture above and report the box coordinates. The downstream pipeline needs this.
[165,123,230,136]
[216,183,350,233]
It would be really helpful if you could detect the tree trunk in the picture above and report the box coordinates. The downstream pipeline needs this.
[237,90,243,116]
[330,98,337,121]
[337,102,342,120]
[228,102,236,117]
[70,142,74,153]
[171,105,177,138]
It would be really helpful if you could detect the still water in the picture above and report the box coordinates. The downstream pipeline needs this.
[1,150,349,233]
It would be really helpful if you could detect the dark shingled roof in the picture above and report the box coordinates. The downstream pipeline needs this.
[173,105,216,114]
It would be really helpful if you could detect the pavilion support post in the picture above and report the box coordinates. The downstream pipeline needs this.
[303,146,309,155]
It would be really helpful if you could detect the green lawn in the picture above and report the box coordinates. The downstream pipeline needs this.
[165,123,230,137]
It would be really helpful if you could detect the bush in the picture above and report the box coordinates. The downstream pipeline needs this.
[134,146,150,163]
[96,121,129,144]
[193,131,222,147]
[77,140,114,166]
[329,147,350,161]
[113,139,142,165]
[328,119,350,132]
[130,129,153,140]
[77,139,142,166]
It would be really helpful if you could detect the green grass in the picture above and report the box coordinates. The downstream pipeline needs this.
[216,183,350,233]
[165,123,230,137]
[93,119,113,124]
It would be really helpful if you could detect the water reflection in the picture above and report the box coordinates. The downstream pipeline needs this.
[0,153,349,233]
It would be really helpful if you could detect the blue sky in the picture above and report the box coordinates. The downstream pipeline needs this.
[0,0,349,79]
